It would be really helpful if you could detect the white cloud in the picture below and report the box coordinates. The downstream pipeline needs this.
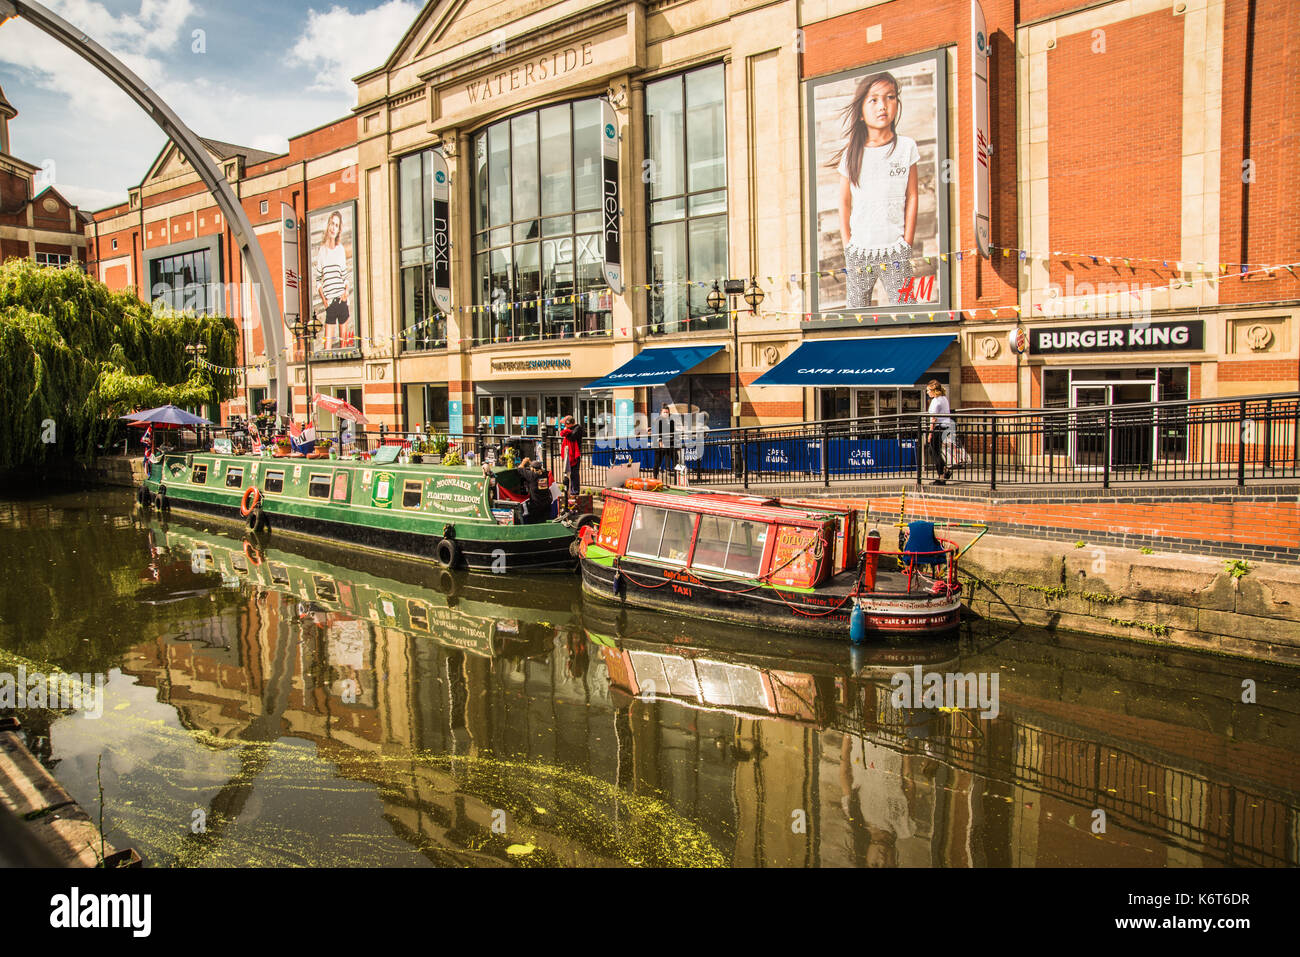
[287,0,419,95]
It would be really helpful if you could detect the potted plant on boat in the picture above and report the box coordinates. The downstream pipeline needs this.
[274,436,291,457]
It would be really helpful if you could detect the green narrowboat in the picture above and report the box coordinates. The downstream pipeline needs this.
[138,451,587,573]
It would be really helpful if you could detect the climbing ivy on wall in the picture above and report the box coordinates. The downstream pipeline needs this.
[0,258,239,470]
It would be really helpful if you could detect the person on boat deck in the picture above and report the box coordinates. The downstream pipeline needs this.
[652,403,678,480]
[559,415,585,507]
[517,458,553,524]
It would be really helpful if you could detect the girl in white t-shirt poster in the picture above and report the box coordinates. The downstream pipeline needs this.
[832,72,919,309]
[310,206,355,351]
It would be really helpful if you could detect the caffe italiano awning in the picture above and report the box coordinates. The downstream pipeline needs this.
[750,335,955,388]
[582,345,725,390]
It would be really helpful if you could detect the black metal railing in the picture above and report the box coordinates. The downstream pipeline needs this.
[222,392,1298,492]
[547,392,1298,491]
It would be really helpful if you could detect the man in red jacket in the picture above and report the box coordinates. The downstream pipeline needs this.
[559,415,585,508]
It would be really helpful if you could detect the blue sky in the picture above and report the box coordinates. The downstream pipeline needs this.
[0,0,421,211]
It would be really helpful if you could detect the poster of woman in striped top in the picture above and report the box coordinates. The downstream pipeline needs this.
[308,203,357,351]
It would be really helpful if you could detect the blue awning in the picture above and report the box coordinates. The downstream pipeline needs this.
[750,335,955,388]
[582,345,725,390]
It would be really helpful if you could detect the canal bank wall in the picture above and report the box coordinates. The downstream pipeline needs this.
[775,484,1300,664]
[0,455,139,491]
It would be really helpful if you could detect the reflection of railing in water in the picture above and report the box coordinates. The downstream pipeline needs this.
[852,693,1297,867]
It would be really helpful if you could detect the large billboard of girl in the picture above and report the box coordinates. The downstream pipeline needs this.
[307,201,359,353]
[806,49,950,324]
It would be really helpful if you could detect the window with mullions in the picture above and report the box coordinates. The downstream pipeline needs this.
[398,150,449,352]
[149,249,214,314]
[472,101,613,344]
[646,64,728,335]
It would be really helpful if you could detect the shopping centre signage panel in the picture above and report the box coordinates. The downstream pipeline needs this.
[1029,320,1205,356]
[432,23,640,128]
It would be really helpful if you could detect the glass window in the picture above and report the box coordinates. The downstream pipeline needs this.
[308,473,331,499]
[402,480,423,509]
[191,464,208,484]
[397,149,449,351]
[1043,369,1070,455]
[471,100,613,344]
[724,520,766,577]
[625,506,668,560]
[263,470,285,494]
[149,248,214,315]
[690,515,766,577]
[659,510,697,564]
[225,467,243,489]
[646,64,728,335]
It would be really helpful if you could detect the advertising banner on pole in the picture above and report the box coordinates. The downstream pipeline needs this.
[601,99,623,295]
[280,202,299,324]
[972,0,992,258]
[430,149,452,314]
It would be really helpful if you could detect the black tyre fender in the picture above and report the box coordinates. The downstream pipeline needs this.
[256,508,270,534]
[438,567,463,601]
[246,507,261,533]
[573,513,598,532]
[435,536,461,569]
[153,492,168,512]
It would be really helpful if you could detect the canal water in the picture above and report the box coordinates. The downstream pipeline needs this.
[1,489,1296,867]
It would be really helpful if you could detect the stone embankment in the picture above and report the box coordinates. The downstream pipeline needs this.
[947,531,1299,664]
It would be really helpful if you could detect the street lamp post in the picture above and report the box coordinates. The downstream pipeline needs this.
[184,342,209,441]
[707,278,764,428]
[292,314,323,429]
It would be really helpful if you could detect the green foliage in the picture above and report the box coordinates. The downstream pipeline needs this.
[443,448,465,467]
[0,259,239,469]
[1224,559,1250,580]
[1140,547,1154,555]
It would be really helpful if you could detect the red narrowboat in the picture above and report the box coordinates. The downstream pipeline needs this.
[576,487,963,640]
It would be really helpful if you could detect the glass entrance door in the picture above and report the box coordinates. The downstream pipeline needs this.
[1071,382,1154,469]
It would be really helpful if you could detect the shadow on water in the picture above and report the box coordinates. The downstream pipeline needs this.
[1,489,1298,867]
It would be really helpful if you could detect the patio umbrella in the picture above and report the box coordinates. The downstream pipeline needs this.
[118,404,212,427]
[312,393,369,424]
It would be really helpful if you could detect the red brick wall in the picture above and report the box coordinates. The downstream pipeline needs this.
[800,0,1020,318]
[1217,358,1298,383]
[1219,0,1300,302]
[1045,10,1184,290]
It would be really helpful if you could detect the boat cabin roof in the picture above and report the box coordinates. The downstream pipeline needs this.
[602,487,842,529]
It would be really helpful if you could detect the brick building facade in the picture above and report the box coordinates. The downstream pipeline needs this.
[85,0,1298,443]
[0,84,89,269]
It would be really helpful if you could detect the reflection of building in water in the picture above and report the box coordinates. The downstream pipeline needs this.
[124,533,1299,866]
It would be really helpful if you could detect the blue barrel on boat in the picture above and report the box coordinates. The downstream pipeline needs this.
[849,600,866,644]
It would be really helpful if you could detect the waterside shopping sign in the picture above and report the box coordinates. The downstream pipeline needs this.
[1030,320,1205,356]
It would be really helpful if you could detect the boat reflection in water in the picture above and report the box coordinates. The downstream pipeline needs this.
[91,519,1299,868]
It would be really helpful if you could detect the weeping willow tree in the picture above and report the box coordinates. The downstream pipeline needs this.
[0,258,240,470]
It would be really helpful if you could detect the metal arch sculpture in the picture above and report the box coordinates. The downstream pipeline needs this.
[0,0,288,412]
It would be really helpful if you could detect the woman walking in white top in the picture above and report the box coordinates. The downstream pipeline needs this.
[832,72,919,309]
[926,380,954,485]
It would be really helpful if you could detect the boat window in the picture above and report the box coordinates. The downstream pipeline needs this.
[659,509,696,563]
[263,470,285,494]
[190,463,208,485]
[269,562,290,585]
[331,472,350,502]
[690,515,767,577]
[308,473,331,499]
[312,575,338,602]
[401,480,423,509]
[725,520,766,577]
[225,467,244,489]
[625,506,696,565]
[231,553,248,574]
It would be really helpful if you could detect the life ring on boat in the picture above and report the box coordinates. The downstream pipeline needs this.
[624,477,664,491]
[436,536,461,569]
[243,540,263,566]
[240,486,261,517]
